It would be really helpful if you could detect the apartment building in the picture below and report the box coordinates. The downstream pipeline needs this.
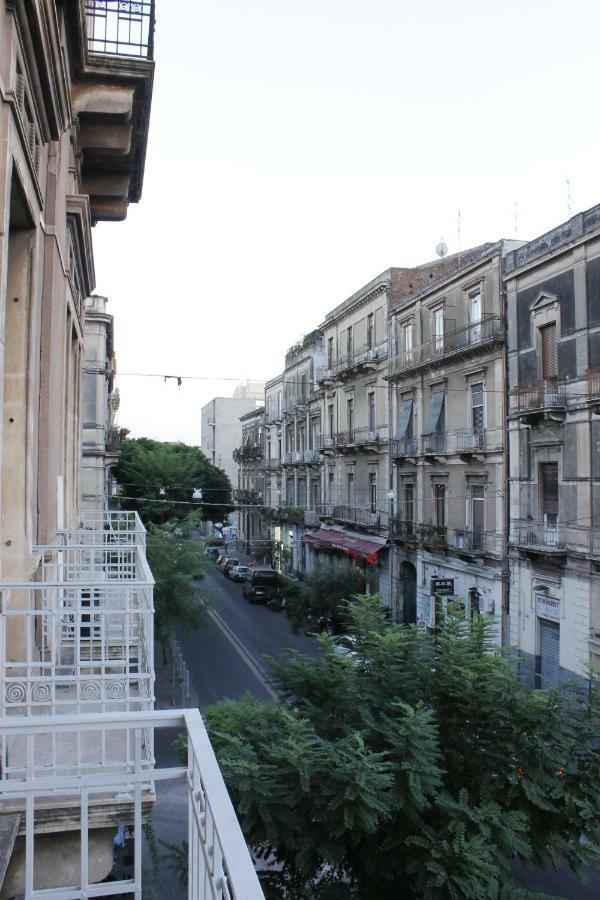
[200,385,264,488]
[386,243,521,632]
[0,3,263,897]
[236,406,266,556]
[262,373,284,566]
[506,205,600,688]
[81,294,120,513]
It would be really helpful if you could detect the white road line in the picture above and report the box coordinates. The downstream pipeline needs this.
[206,608,279,701]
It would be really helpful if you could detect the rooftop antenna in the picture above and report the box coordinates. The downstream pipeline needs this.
[435,238,448,258]
[566,176,574,219]
[514,201,519,238]
[457,210,462,263]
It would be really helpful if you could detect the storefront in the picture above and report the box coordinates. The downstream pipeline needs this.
[301,526,389,597]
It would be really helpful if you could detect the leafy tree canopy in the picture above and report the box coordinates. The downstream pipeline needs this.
[146,526,208,653]
[202,597,600,899]
[114,437,233,526]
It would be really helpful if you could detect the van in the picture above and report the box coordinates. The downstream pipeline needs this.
[243,568,279,604]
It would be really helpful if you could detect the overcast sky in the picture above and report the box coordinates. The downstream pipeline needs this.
[93,0,600,445]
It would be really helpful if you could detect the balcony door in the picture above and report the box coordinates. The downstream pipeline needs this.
[469,290,482,343]
[540,462,558,545]
[470,485,484,550]
[347,471,356,508]
[540,322,558,381]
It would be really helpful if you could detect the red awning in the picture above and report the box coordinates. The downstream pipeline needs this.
[302,528,386,565]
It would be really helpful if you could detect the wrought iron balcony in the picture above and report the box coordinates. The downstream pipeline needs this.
[318,434,336,452]
[422,433,447,457]
[0,710,264,899]
[327,506,384,529]
[391,437,418,460]
[419,523,449,548]
[389,518,418,541]
[387,315,504,378]
[587,369,600,404]
[317,342,387,383]
[511,521,600,557]
[303,449,321,464]
[510,380,566,419]
[84,0,155,59]
[263,457,282,470]
[352,425,388,448]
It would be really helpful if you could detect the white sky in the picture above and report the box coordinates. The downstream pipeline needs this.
[93,0,600,445]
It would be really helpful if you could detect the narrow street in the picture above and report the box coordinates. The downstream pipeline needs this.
[181,564,319,707]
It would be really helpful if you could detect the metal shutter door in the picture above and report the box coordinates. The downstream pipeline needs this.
[540,323,558,379]
[540,619,560,688]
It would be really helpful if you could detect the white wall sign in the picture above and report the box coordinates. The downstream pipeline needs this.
[536,594,560,622]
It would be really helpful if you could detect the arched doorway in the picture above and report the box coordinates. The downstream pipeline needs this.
[400,561,417,624]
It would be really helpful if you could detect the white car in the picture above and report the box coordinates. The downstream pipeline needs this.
[331,635,358,660]
[229,565,251,582]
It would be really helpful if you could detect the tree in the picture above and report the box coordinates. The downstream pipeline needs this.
[283,564,365,631]
[146,527,208,659]
[200,597,600,899]
[114,437,233,526]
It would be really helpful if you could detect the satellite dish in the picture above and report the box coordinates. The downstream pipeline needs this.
[435,240,448,258]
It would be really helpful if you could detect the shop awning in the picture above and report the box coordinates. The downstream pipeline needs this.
[395,399,413,440]
[302,528,387,564]
[422,391,445,435]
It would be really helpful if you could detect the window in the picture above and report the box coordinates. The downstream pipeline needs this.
[540,462,558,543]
[277,436,282,460]
[328,470,335,502]
[300,373,308,399]
[266,438,271,460]
[403,322,414,362]
[286,477,294,506]
[327,336,334,369]
[540,322,558,380]
[432,307,444,352]
[471,382,484,444]
[310,417,320,450]
[346,397,354,436]
[369,473,377,513]
[297,424,306,451]
[310,479,320,509]
[367,313,375,349]
[347,471,356,506]
[469,290,482,342]
[297,477,307,508]
[404,482,414,533]
[470,485,484,550]
[434,483,446,529]
[469,588,481,619]
[328,404,335,436]
[346,325,353,357]
[368,392,376,431]
[285,424,293,453]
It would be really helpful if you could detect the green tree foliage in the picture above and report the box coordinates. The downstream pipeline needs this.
[146,527,208,656]
[201,597,600,899]
[114,437,233,526]
[283,565,365,631]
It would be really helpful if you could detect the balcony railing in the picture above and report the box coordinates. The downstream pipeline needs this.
[353,425,388,447]
[303,448,320,464]
[263,457,282,470]
[318,435,336,452]
[391,428,502,461]
[588,369,600,401]
[510,380,566,415]
[328,506,385,529]
[0,710,264,899]
[512,521,600,556]
[233,445,263,464]
[389,521,503,555]
[389,518,418,540]
[388,315,504,378]
[84,0,155,59]
[1,543,154,718]
[317,342,387,382]
[60,510,147,548]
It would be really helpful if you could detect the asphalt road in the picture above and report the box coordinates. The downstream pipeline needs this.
[180,564,319,708]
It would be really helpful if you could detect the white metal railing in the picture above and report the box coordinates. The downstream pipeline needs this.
[1,538,154,718]
[512,521,600,556]
[0,709,265,899]
[58,510,147,549]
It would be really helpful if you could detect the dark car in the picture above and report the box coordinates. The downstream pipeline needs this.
[204,546,220,560]
[222,557,240,576]
[243,568,279,604]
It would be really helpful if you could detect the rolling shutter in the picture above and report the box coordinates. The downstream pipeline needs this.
[540,463,558,518]
[539,620,560,689]
[540,323,558,379]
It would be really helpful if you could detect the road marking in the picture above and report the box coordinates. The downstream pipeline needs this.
[206,608,279,701]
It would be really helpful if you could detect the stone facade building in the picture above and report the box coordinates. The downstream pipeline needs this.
[81,294,120,513]
[506,205,600,687]
[236,406,266,557]
[200,387,264,489]
[386,243,521,633]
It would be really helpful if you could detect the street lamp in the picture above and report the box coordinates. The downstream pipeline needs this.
[192,488,203,500]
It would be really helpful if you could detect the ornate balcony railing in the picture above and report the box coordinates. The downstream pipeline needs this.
[391,428,502,461]
[303,449,321,464]
[84,0,155,59]
[1,543,154,718]
[317,341,387,382]
[387,315,504,378]
[391,437,418,459]
[0,710,264,899]
[389,518,418,540]
[331,506,385,529]
[318,435,336,452]
[510,380,566,415]
[511,521,600,556]
[263,457,282,470]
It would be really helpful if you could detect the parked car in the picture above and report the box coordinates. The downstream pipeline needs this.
[204,546,220,559]
[228,564,250,582]
[222,557,240,576]
[332,635,357,659]
[243,568,279,604]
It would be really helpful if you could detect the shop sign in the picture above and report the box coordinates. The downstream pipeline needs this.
[431,577,455,596]
[536,594,560,622]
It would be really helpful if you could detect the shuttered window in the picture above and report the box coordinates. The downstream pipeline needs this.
[540,462,558,527]
[540,323,558,379]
